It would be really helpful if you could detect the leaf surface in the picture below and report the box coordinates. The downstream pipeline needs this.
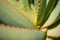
[0,25,46,40]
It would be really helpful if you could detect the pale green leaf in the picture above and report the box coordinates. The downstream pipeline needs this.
[0,0,34,28]
[8,0,31,11]
[0,25,46,40]
[8,0,37,25]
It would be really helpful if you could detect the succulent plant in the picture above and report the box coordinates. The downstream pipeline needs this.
[0,0,60,40]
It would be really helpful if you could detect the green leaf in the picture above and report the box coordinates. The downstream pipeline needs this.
[36,0,47,26]
[0,0,34,28]
[0,25,46,40]
[47,24,60,37]
[40,0,58,26]
[48,19,60,29]
[8,0,31,11]
[42,0,60,28]
[8,0,37,25]
[34,0,40,12]
[19,0,31,11]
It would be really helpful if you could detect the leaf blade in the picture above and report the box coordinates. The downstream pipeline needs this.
[0,25,46,40]
[37,0,47,27]
[0,0,34,28]
[41,0,58,26]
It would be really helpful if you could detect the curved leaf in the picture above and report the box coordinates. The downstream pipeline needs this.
[37,0,47,27]
[8,0,31,11]
[8,0,37,26]
[0,25,46,40]
[47,24,60,37]
[48,16,60,29]
[34,0,40,13]
[41,0,58,26]
[42,0,60,28]
[0,0,34,28]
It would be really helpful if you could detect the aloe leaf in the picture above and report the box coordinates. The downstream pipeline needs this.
[37,0,47,26]
[0,0,34,28]
[47,24,60,37]
[8,0,31,11]
[41,0,58,26]
[19,0,31,11]
[42,0,60,28]
[8,0,37,25]
[34,0,40,12]
[48,19,60,29]
[0,25,46,40]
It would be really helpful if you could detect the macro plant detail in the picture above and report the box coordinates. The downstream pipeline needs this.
[0,0,60,40]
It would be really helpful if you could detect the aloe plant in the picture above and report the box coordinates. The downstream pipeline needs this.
[0,0,60,40]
